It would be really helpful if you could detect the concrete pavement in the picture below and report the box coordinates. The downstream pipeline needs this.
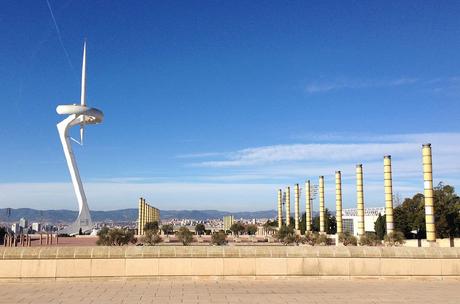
[0,278,459,304]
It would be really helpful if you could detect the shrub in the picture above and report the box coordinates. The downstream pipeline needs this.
[303,231,317,246]
[96,227,137,246]
[384,231,405,246]
[211,231,227,245]
[143,229,163,245]
[176,227,194,245]
[275,225,297,245]
[338,232,357,246]
[358,233,381,246]
[315,233,333,246]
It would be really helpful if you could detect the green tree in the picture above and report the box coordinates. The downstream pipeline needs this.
[312,209,336,234]
[394,194,425,239]
[211,231,227,245]
[374,214,386,240]
[245,224,258,235]
[176,227,194,245]
[161,224,174,235]
[195,223,206,236]
[433,183,460,239]
[229,222,245,236]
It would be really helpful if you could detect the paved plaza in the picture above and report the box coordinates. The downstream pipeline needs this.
[0,278,458,304]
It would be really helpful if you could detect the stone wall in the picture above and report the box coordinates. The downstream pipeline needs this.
[0,246,459,279]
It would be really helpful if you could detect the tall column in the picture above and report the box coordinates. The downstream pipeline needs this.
[285,187,291,226]
[335,171,343,234]
[423,144,436,243]
[384,155,394,235]
[294,183,300,233]
[319,176,325,233]
[356,164,365,237]
[142,199,147,234]
[277,189,283,228]
[305,180,311,232]
[138,197,143,235]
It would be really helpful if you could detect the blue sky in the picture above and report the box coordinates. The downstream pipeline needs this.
[1,1,460,211]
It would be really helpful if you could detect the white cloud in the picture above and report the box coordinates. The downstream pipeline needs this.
[1,132,459,212]
[193,133,460,169]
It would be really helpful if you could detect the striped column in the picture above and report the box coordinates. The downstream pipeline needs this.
[138,197,143,235]
[356,164,365,237]
[285,187,291,226]
[305,180,312,232]
[294,184,300,232]
[335,171,343,234]
[423,144,436,242]
[384,155,394,234]
[319,176,325,233]
[277,189,283,228]
[142,199,147,234]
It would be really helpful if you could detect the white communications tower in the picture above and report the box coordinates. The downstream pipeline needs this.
[56,42,104,234]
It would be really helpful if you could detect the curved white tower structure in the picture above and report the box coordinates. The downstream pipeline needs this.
[57,42,103,235]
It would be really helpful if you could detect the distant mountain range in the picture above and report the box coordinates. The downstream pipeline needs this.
[0,208,279,223]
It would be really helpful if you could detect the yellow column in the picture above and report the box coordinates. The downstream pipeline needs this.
[384,155,394,234]
[148,203,151,223]
[319,176,325,234]
[423,144,436,243]
[356,164,365,237]
[285,187,291,226]
[294,183,300,233]
[142,199,147,234]
[138,197,143,235]
[305,180,311,232]
[277,189,283,228]
[335,171,343,234]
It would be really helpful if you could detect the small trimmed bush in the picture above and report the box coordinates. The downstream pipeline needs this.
[338,232,357,246]
[384,231,405,246]
[315,233,333,246]
[358,233,381,246]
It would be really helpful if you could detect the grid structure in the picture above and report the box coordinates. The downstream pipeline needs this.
[137,197,160,235]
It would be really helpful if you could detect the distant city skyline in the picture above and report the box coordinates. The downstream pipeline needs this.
[1,2,459,211]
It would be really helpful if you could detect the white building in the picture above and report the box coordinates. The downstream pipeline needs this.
[342,207,385,236]
[32,222,42,232]
[11,223,20,234]
[19,217,28,229]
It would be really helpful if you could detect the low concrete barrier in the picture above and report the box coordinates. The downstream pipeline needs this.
[0,246,459,279]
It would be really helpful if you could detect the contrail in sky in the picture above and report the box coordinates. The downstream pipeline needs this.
[46,0,76,74]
